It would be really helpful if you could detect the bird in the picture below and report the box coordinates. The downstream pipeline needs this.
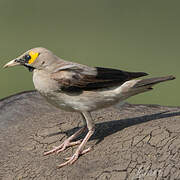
[3,47,175,168]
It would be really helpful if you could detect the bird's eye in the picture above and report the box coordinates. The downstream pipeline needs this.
[24,55,31,62]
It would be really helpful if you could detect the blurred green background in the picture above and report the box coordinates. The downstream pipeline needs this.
[0,0,179,106]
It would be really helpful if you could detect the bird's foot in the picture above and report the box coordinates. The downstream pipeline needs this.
[44,139,82,156]
[44,127,86,156]
[57,147,92,168]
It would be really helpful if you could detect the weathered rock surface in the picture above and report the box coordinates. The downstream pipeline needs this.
[0,91,180,180]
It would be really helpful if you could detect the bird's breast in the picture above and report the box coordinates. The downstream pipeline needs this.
[33,70,59,93]
[32,70,76,111]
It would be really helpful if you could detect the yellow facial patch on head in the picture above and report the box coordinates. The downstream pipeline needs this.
[28,51,39,64]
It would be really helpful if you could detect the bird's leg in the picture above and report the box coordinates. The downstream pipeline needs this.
[57,111,95,168]
[44,114,87,156]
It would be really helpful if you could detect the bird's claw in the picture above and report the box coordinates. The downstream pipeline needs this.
[44,139,82,156]
[58,147,92,168]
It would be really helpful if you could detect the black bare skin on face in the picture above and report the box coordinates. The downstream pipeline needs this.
[24,55,35,72]
[15,55,35,72]
[24,65,35,72]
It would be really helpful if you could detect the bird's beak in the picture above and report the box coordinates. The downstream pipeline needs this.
[3,59,21,68]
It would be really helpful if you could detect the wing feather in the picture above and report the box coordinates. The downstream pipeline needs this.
[51,64,148,91]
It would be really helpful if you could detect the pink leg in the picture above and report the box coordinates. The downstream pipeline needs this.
[57,111,95,168]
[57,128,94,168]
[44,126,86,156]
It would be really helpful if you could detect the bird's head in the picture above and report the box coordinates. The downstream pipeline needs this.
[3,47,56,72]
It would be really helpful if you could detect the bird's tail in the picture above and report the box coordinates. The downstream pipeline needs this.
[133,75,175,89]
[118,75,175,100]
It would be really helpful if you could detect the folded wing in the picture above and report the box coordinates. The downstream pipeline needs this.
[51,64,148,91]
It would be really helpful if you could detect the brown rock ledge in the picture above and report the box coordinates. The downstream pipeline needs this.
[0,91,180,180]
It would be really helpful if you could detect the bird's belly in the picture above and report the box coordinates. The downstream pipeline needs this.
[40,92,77,112]
[40,88,122,112]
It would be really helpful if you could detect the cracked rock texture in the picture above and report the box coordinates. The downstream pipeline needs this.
[0,91,180,180]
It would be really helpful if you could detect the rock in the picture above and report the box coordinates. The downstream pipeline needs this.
[0,91,180,180]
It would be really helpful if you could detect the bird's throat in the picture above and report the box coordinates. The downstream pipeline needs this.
[24,64,35,72]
